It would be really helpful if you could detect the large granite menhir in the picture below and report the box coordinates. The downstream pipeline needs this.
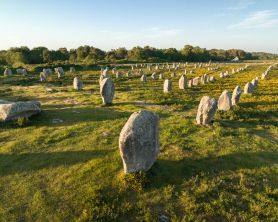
[119,110,159,173]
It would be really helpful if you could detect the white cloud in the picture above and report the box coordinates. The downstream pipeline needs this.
[228,10,278,29]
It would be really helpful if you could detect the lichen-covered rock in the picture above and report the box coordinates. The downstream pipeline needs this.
[0,100,41,121]
[73,77,83,90]
[119,110,159,173]
[232,86,241,106]
[196,96,217,125]
[179,75,187,89]
[218,90,232,111]
[100,78,115,105]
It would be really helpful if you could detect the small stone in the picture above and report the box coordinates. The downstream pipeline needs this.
[73,77,83,90]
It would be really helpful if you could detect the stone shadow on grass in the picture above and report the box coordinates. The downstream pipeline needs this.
[0,150,112,176]
[147,151,278,189]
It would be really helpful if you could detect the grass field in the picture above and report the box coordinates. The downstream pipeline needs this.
[0,62,277,222]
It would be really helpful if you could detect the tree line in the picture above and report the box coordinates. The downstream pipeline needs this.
[0,45,276,66]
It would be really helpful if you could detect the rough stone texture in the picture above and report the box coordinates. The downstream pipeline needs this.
[0,100,41,121]
[232,86,241,106]
[192,77,199,86]
[163,79,172,93]
[196,96,217,125]
[141,74,147,82]
[73,77,83,90]
[179,75,187,89]
[16,68,27,76]
[100,78,115,105]
[244,82,254,94]
[4,68,12,76]
[218,90,232,111]
[119,110,159,173]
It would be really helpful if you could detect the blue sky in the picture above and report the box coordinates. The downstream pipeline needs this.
[0,0,277,53]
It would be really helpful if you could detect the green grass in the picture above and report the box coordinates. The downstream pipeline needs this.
[0,62,277,221]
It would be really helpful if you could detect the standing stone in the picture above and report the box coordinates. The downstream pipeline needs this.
[73,77,83,90]
[4,68,12,76]
[70,67,76,72]
[232,86,241,106]
[16,68,27,76]
[116,72,123,78]
[192,77,199,86]
[196,96,217,125]
[119,110,159,173]
[244,82,254,94]
[40,72,47,82]
[188,79,193,88]
[141,74,147,82]
[159,73,164,79]
[171,72,176,78]
[251,79,258,87]
[218,90,232,111]
[100,78,115,105]
[209,76,215,82]
[151,72,157,80]
[179,75,187,89]
[163,79,172,93]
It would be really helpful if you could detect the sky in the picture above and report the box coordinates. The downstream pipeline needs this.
[0,0,277,53]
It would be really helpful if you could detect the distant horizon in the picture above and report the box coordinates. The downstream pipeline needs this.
[0,0,277,53]
[0,44,277,55]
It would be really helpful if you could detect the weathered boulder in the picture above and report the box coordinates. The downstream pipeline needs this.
[16,68,27,76]
[4,68,12,76]
[244,82,254,94]
[179,75,187,89]
[218,90,232,111]
[163,79,172,93]
[196,96,217,125]
[73,77,83,90]
[100,78,115,105]
[0,100,41,121]
[232,86,241,106]
[119,110,159,173]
